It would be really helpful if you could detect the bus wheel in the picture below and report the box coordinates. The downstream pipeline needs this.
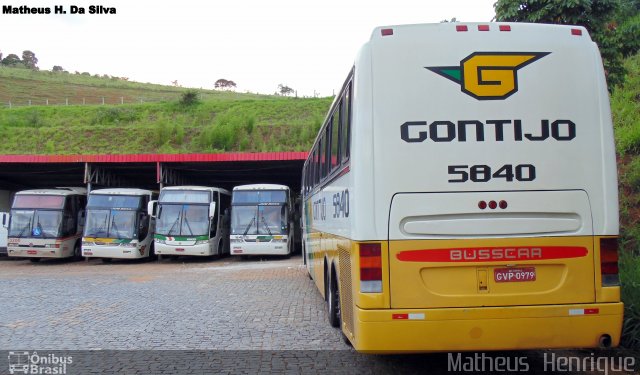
[342,332,353,347]
[73,243,82,260]
[29,258,40,263]
[327,268,341,328]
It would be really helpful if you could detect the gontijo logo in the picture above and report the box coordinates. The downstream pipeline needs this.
[427,52,550,100]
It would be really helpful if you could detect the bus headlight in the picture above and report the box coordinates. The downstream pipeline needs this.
[44,243,61,248]
[195,240,209,245]
[155,239,166,244]
[120,243,137,247]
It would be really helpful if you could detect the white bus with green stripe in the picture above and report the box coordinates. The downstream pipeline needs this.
[150,186,231,257]
[230,184,294,257]
[82,188,156,262]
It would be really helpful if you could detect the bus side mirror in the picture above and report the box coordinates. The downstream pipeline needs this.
[209,202,217,218]
[1,212,8,228]
[148,200,158,218]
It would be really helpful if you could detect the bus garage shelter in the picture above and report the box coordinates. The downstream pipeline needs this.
[0,152,307,209]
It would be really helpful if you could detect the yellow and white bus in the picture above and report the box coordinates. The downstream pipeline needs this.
[82,188,156,262]
[230,184,294,257]
[150,186,231,258]
[301,22,622,353]
[6,188,87,262]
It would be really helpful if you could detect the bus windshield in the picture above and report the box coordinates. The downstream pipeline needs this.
[84,209,136,239]
[231,205,287,235]
[156,204,210,236]
[8,209,63,238]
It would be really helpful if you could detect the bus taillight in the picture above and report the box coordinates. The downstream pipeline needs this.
[600,238,619,286]
[360,243,382,293]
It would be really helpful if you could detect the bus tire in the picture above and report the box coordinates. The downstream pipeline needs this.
[73,242,81,260]
[342,332,353,347]
[327,266,341,328]
[29,258,40,263]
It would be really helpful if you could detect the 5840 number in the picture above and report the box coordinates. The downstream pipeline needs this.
[448,164,536,183]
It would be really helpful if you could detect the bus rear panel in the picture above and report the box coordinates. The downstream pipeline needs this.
[308,23,622,353]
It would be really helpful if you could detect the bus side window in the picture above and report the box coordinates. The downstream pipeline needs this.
[62,197,74,236]
[341,82,351,163]
[210,192,220,237]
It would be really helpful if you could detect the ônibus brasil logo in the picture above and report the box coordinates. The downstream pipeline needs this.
[426,52,550,100]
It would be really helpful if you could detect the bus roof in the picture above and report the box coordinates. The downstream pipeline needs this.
[161,185,230,195]
[233,184,289,191]
[15,187,87,196]
[89,188,154,196]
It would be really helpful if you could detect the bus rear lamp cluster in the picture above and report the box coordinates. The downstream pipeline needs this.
[456,25,511,32]
[600,238,619,286]
[360,243,382,293]
[44,243,60,248]
[478,200,508,210]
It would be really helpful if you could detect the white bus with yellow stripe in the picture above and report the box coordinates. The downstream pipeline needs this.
[230,184,294,257]
[82,188,156,261]
[301,22,622,353]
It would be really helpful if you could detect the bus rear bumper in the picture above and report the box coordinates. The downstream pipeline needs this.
[155,242,212,256]
[230,242,289,256]
[7,248,69,258]
[351,302,623,353]
[83,246,147,259]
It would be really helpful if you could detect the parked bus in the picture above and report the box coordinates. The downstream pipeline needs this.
[301,23,622,353]
[5,188,87,262]
[82,188,156,262]
[230,184,294,257]
[150,186,231,257]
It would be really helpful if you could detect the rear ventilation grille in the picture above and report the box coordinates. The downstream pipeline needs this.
[338,245,354,337]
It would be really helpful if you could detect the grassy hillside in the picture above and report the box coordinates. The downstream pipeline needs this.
[0,67,331,154]
[612,53,640,348]
[0,66,271,105]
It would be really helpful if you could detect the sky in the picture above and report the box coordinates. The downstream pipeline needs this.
[0,0,496,97]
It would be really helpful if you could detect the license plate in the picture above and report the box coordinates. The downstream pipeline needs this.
[27,250,37,255]
[494,267,536,282]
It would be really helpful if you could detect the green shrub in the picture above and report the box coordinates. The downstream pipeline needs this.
[624,158,640,193]
[179,90,200,106]
[621,250,640,348]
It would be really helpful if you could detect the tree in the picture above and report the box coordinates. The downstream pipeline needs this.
[1,54,22,67]
[278,84,294,96]
[214,78,237,90]
[52,65,65,72]
[494,0,640,89]
[21,50,38,69]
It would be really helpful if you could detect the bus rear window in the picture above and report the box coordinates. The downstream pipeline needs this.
[13,195,65,209]
[232,190,287,204]
[160,190,210,203]
[88,195,142,209]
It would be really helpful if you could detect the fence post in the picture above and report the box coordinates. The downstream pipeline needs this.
[46,98,49,105]
[66,98,69,106]
[28,100,31,106]
[8,101,11,109]
[102,97,105,105]
[120,96,124,105]
[83,98,86,105]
